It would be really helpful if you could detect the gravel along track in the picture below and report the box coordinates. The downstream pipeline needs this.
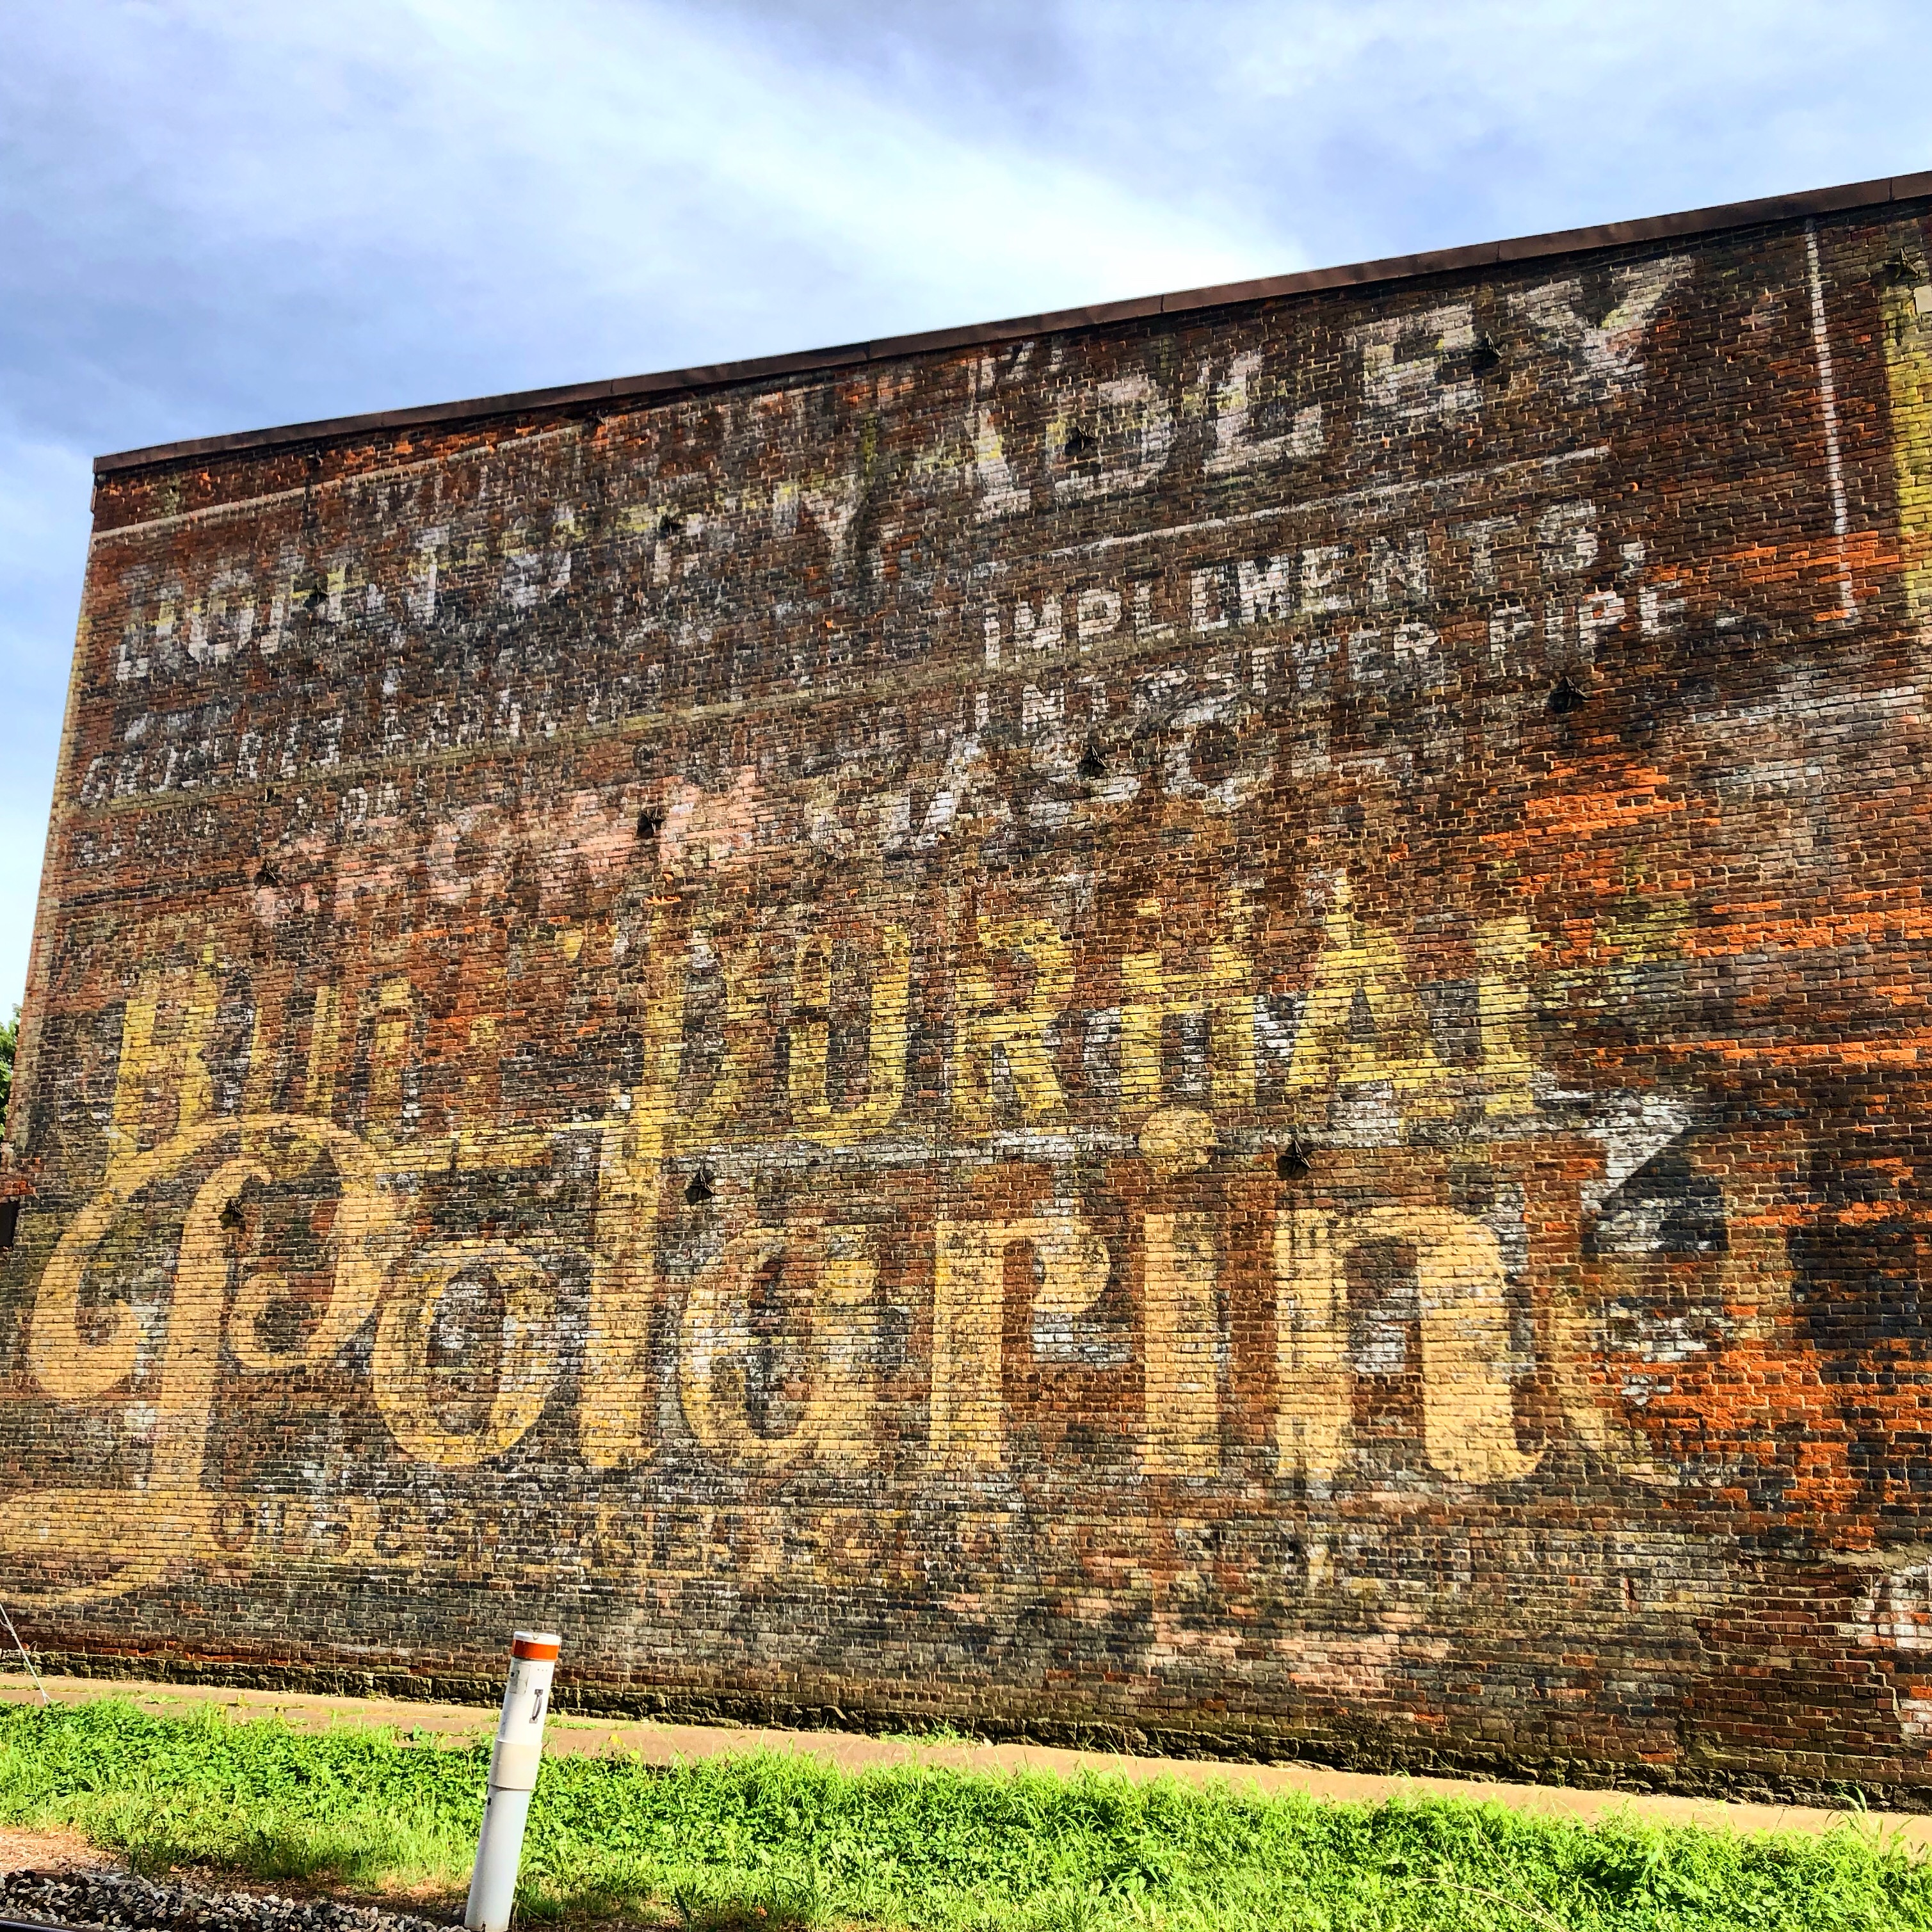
[0,1872,449,1932]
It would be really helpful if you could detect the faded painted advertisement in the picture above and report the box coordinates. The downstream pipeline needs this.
[8,195,1932,1792]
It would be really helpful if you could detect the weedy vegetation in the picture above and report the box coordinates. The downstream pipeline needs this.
[0,1698,1926,1931]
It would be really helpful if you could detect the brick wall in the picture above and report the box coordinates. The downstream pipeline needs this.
[9,184,1932,1798]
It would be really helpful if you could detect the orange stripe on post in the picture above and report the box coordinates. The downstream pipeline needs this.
[511,1632,561,1661]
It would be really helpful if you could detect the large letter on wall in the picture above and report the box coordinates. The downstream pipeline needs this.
[373,1242,559,1466]
[953,915,1071,1132]
[1049,373,1175,501]
[789,922,911,1141]
[931,1223,1005,1469]
[106,946,219,1174]
[679,1226,878,1473]
[17,1115,392,1603]
[1204,351,1322,474]
[801,1228,883,1469]
[684,928,763,1134]
[1274,1205,1538,1486]
[1120,903,1254,1119]
[1508,261,1691,400]
[1398,1207,1539,1484]
[584,903,686,1468]
[362,976,415,1147]
[1273,1209,1350,1485]
[930,1216,1108,1469]
[1347,304,1479,421]
[1881,239,1932,635]
[1287,880,1449,1118]
[1143,1212,1221,1474]
[1474,915,1538,1117]
[972,355,1031,520]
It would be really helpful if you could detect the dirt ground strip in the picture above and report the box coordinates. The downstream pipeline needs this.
[3,1672,1926,1860]
[0,1821,121,1874]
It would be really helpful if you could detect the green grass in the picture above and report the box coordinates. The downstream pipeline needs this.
[0,1698,1926,1931]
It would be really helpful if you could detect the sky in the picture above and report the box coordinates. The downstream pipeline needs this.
[3,0,1927,1019]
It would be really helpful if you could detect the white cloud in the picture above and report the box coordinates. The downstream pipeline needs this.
[3,0,1931,1017]
[0,426,87,1015]
[12,0,1274,405]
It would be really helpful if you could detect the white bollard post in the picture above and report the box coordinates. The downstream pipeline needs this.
[465,1631,560,1932]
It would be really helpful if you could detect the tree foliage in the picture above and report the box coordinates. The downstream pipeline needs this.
[0,1006,15,1132]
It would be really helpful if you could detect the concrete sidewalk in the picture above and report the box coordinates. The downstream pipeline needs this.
[4,1671,1927,1856]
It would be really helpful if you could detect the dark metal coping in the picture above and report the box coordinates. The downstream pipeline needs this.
[95,169,1932,478]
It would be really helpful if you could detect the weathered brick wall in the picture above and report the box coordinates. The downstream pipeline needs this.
[10,183,1932,1797]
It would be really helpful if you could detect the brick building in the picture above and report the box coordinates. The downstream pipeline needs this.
[8,172,1932,1798]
